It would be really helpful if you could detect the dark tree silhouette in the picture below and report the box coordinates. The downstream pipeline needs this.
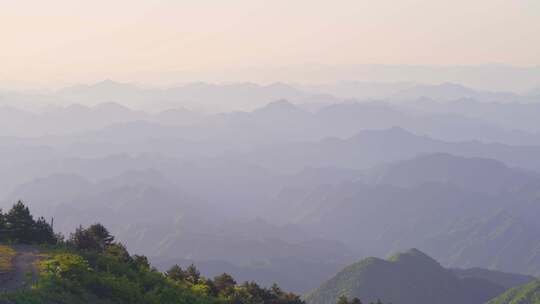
[165,264,186,282]
[34,216,56,244]
[213,273,236,295]
[87,223,115,250]
[2,201,56,244]
[69,223,114,252]
[185,264,201,284]
[5,201,35,242]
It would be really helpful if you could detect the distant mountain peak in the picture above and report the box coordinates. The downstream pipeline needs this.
[92,102,132,112]
[254,99,304,115]
[388,248,441,266]
[351,126,418,141]
[264,82,300,92]
[92,79,130,88]
[266,99,296,107]
[96,78,116,85]
[387,125,411,134]
[412,82,474,93]
[58,79,138,95]
[64,103,91,112]
[436,82,472,90]
[306,248,506,304]
[393,82,520,102]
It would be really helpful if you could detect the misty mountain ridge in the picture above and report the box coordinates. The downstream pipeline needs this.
[2,78,537,112]
[271,153,540,276]
[366,153,540,195]
[241,126,540,173]
[3,80,540,296]
[3,95,540,147]
[392,82,528,103]
[14,150,540,291]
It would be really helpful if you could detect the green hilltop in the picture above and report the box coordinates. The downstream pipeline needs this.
[305,248,513,304]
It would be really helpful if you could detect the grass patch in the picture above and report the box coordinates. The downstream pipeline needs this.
[0,244,17,274]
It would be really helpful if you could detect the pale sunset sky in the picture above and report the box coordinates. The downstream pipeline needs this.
[1,0,539,86]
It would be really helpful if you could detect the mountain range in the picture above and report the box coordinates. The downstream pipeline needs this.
[2,86,540,295]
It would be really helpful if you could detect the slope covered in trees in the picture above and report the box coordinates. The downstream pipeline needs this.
[305,249,519,304]
[0,202,303,304]
[487,279,540,304]
[0,200,57,244]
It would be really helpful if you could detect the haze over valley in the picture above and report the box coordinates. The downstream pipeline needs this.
[2,1,540,303]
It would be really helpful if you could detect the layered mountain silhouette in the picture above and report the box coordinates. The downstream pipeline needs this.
[3,90,540,295]
[242,127,540,173]
[273,153,540,276]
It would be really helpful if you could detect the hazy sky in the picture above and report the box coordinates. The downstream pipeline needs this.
[1,0,540,86]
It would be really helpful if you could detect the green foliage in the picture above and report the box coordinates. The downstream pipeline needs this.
[487,279,540,304]
[185,263,201,285]
[0,241,218,304]
[68,224,114,252]
[228,281,304,304]
[42,253,91,281]
[165,264,186,282]
[163,264,303,304]
[165,265,186,282]
[213,273,236,297]
[0,201,57,244]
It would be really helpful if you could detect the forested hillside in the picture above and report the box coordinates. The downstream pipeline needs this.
[0,202,303,304]
[488,279,540,304]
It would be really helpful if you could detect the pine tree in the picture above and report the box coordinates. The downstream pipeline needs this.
[132,255,150,271]
[213,273,236,295]
[69,223,114,251]
[5,201,35,243]
[185,264,201,284]
[34,216,56,244]
[87,223,114,250]
[70,225,99,251]
[165,264,186,281]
